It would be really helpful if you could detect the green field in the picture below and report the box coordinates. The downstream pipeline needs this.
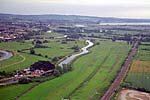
[36,32,64,38]
[19,40,130,100]
[0,83,37,100]
[0,41,49,72]
[136,43,150,61]
[0,53,50,72]
[124,42,150,91]
[33,40,85,60]
[0,38,85,72]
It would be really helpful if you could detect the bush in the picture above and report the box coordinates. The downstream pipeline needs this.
[30,49,35,54]
[37,53,42,56]
[53,69,61,77]
[43,40,49,43]
[71,45,79,52]
[36,40,42,44]
[45,55,48,58]
[52,57,59,62]
[61,41,67,44]
[96,42,100,45]
[19,78,31,84]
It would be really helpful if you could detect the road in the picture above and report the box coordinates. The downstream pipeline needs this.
[0,50,13,61]
[58,40,94,67]
[100,36,141,100]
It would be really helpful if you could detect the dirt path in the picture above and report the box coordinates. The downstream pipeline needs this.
[100,36,141,100]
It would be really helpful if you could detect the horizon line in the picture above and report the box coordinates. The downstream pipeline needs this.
[0,13,150,20]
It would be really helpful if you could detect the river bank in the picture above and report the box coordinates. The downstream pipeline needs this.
[58,40,94,67]
[0,50,13,61]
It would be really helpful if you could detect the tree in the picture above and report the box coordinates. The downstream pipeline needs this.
[45,55,48,58]
[96,42,100,45]
[19,78,31,84]
[53,69,61,77]
[36,40,42,44]
[71,45,79,52]
[43,40,49,43]
[52,57,59,62]
[30,49,35,54]
[61,40,67,44]
[112,36,116,42]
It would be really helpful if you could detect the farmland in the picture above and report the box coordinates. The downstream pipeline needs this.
[19,40,131,100]
[124,41,150,91]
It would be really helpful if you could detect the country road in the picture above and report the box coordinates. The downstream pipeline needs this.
[100,36,141,100]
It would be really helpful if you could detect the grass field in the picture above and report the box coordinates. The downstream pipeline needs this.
[19,40,130,100]
[124,42,150,91]
[0,37,85,72]
[33,40,85,60]
[0,41,50,72]
[137,43,150,61]
[0,83,37,100]
[0,53,49,72]
[36,32,64,38]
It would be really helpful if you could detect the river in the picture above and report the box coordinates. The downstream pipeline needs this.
[99,22,150,25]
[58,40,94,67]
[0,50,13,61]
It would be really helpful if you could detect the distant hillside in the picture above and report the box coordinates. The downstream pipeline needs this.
[0,13,150,24]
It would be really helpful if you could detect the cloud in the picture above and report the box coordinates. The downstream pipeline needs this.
[0,0,150,18]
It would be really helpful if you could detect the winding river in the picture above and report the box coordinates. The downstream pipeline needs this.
[58,40,94,67]
[0,50,13,61]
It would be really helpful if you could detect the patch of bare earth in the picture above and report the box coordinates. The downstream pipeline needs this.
[117,89,150,100]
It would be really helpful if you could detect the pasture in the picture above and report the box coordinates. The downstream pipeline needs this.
[0,83,37,100]
[0,36,85,72]
[19,40,130,100]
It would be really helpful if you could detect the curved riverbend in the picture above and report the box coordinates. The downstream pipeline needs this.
[58,40,94,67]
[0,50,13,61]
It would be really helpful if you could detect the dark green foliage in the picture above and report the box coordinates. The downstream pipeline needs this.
[36,40,42,44]
[43,40,49,43]
[30,49,35,54]
[52,57,59,62]
[19,78,31,84]
[96,42,100,45]
[71,45,80,52]
[61,40,67,44]
[30,61,55,71]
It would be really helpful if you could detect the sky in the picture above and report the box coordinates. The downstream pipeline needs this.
[0,0,150,19]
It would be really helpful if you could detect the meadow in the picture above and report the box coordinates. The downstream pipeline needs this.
[0,83,37,100]
[32,40,85,60]
[19,40,130,100]
[0,35,85,72]
[0,33,86,100]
